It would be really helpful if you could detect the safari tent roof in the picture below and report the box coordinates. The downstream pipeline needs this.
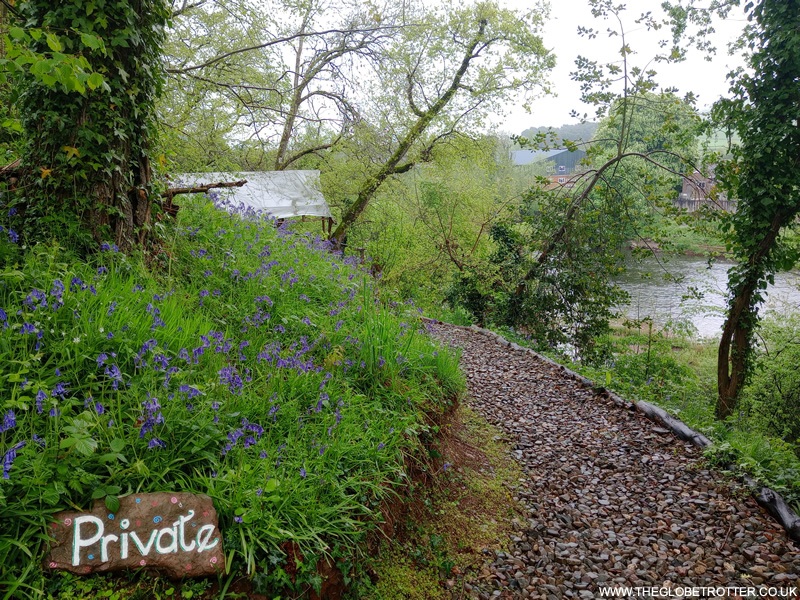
[179,170,332,219]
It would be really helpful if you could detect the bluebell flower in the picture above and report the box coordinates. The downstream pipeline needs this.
[47,281,65,310]
[139,396,164,439]
[51,382,68,399]
[299,467,307,478]
[0,409,16,433]
[179,385,201,399]
[23,289,46,311]
[7,229,18,244]
[2,441,25,479]
[148,438,166,449]
[107,301,117,317]
[97,353,108,367]
[218,366,243,394]
[35,389,47,414]
[94,402,105,415]
[0,308,7,329]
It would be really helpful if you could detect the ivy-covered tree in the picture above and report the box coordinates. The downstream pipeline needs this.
[709,0,800,419]
[13,0,169,252]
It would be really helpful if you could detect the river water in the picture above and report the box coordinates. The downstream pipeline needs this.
[615,254,800,339]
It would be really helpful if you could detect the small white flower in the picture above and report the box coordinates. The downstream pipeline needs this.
[99,327,104,333]
[73,337,81,343]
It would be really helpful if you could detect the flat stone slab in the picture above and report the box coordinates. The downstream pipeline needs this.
[45,492,224,579]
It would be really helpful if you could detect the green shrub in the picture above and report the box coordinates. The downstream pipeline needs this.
[739,314,800,451]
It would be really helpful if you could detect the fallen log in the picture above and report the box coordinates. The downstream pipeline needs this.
[743,475,800,543]
[161,179,248,216]
[162,179,248,198]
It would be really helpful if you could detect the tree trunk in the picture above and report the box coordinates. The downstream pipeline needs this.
[328,19,488,246]
[716,211,788,419]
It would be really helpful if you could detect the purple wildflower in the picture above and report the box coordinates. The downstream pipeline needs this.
[51,382,68,399]
[0,409,15,433]
[2,441,26,479]
[218,366,244,394]
[35,389,47,414]
[103,365,122,390]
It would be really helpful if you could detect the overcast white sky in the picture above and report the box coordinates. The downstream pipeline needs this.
[493,0,748,134]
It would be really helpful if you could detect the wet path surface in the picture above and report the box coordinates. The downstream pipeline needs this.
[430,323,800,599]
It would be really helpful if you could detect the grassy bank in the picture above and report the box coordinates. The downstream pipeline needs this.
[0,195,464,598]
[368,405,522,600]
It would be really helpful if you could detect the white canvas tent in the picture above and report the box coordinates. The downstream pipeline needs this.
[177,170,332,219]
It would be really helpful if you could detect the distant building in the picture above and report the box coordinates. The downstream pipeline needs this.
[511,148,589,191]
[510,148,588,174]
[677,167,736,212]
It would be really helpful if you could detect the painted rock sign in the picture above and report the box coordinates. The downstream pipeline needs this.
[45,492,224,579]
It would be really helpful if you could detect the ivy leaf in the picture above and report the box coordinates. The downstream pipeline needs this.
[45,32,63,53]
[40,167,53,179]
[62,146,81,159]
[8,27,26,41]
[80,32,102,51]
[1,119,23,133]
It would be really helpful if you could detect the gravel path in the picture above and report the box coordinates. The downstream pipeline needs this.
[430,323,800,599]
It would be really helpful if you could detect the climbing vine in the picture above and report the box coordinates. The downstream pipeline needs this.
[711,0,800,418]
[11,0,169,252]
